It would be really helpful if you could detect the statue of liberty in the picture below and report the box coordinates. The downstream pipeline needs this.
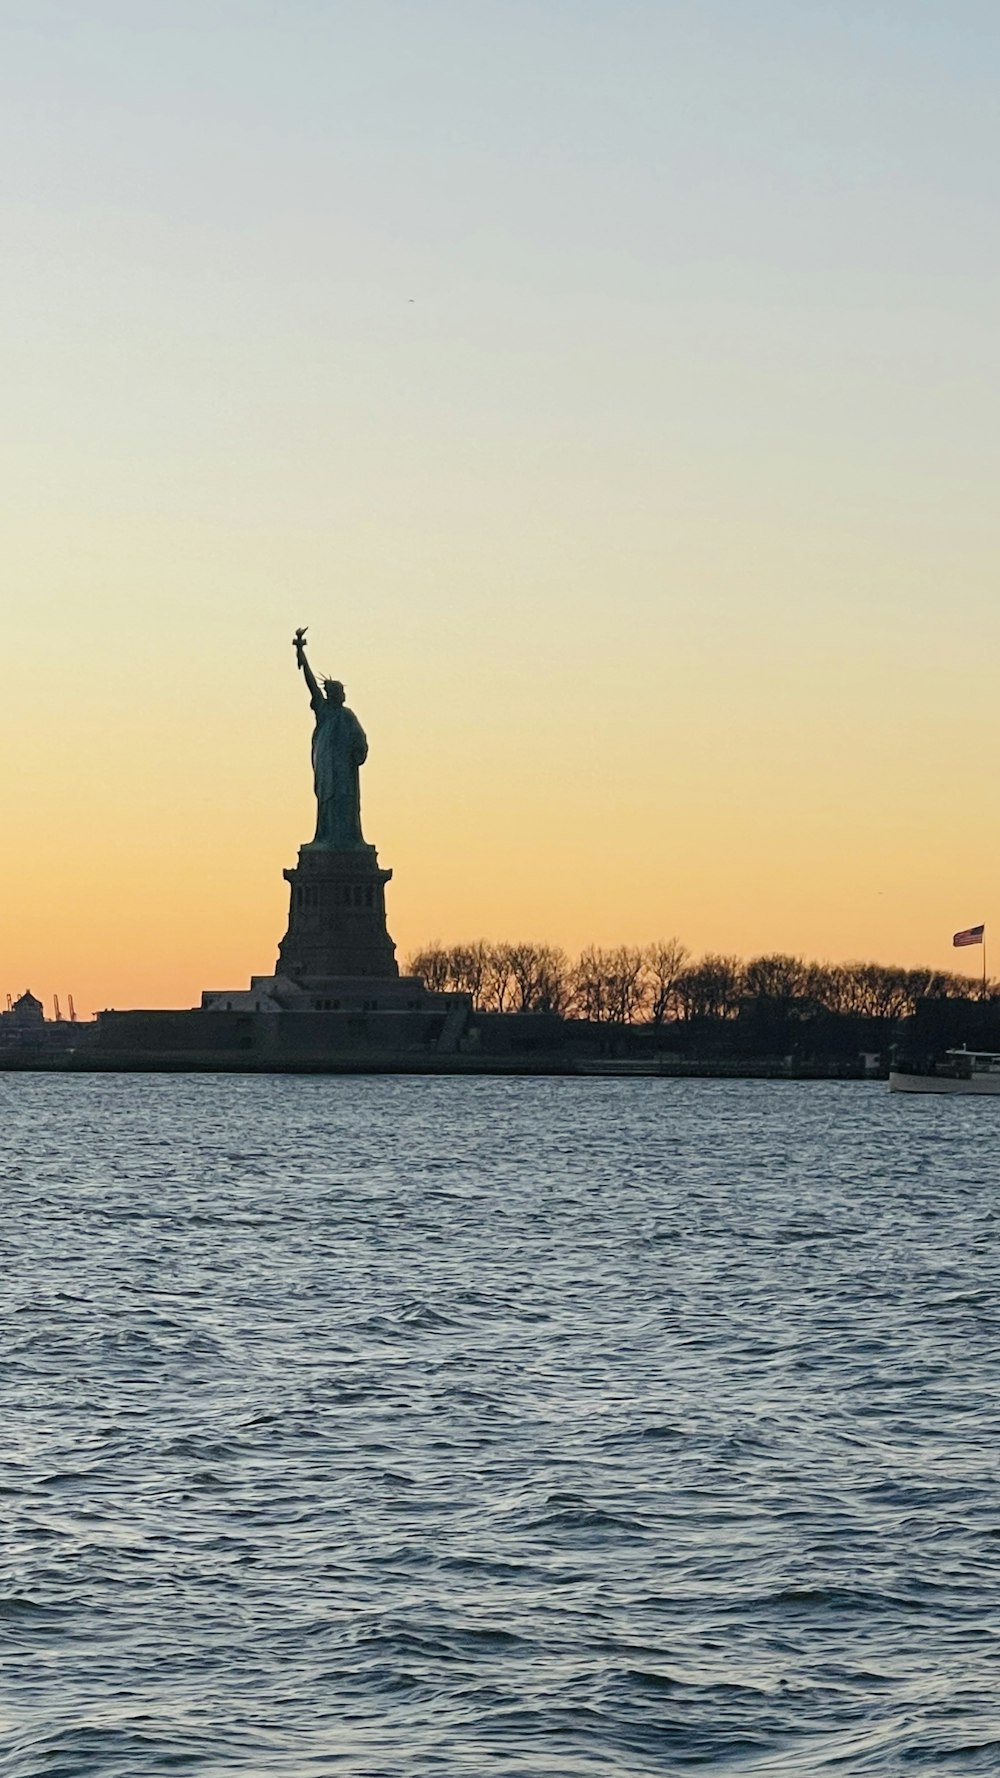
[293,628,372,850]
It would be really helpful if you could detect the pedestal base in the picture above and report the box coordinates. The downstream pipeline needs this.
[275,845,400,984]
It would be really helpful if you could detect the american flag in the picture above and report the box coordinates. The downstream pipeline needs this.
[953,924,985,948]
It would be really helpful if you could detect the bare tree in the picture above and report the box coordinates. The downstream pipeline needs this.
[743,954,809,1003]
[802,962,840,1011]
[534,946,572,1015]
[606,946,649,1023]
[644,939,689,1024]
[570,946,647,1023]
[674,954,744,1021]
[447,942,492,1007]
[916,968,988,1002]
[571,947,613,1022]
[810,962,918,1020]
[482,942,518,1012]
[506,942,571,1014]
[406,944,451,994]
[860,964,911,1019]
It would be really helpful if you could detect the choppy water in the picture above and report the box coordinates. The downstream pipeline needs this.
[3,1075,999,1776]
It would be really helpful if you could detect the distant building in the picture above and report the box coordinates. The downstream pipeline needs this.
[0,990,93,1053]
[6,991,44,1029]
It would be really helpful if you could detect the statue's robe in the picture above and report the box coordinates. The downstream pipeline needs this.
[310,704,369,848]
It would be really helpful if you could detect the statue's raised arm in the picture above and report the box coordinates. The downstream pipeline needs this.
[293,626,324,716]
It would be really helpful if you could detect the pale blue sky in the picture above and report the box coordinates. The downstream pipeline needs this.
[4,1,998,514]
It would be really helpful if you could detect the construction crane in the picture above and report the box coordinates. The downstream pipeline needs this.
[68,995,77,1022]
[54,994,62,1022]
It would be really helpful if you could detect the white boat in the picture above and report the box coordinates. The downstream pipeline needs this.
[889,1049,1000,1095]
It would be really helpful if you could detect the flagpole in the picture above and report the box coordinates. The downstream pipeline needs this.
[984,926,988,998]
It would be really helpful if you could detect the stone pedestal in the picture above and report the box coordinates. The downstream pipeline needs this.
[275,845,399,986]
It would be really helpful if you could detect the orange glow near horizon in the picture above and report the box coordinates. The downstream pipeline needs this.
[3,561,996,1018]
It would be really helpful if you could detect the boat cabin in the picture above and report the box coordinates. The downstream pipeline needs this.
[944,1049,1000,1077]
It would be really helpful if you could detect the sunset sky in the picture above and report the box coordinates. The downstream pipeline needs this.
[3,0,999,1014]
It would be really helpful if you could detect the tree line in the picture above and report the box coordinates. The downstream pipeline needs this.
[405,941,986,1024]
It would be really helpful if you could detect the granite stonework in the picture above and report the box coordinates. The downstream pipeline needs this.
[277,843,398,983]
[200,971,435,1016]
[96,1003,470,1066]
[199,842,437,1015]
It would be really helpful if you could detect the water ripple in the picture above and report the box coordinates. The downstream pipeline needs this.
[2,1075,999,1774]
